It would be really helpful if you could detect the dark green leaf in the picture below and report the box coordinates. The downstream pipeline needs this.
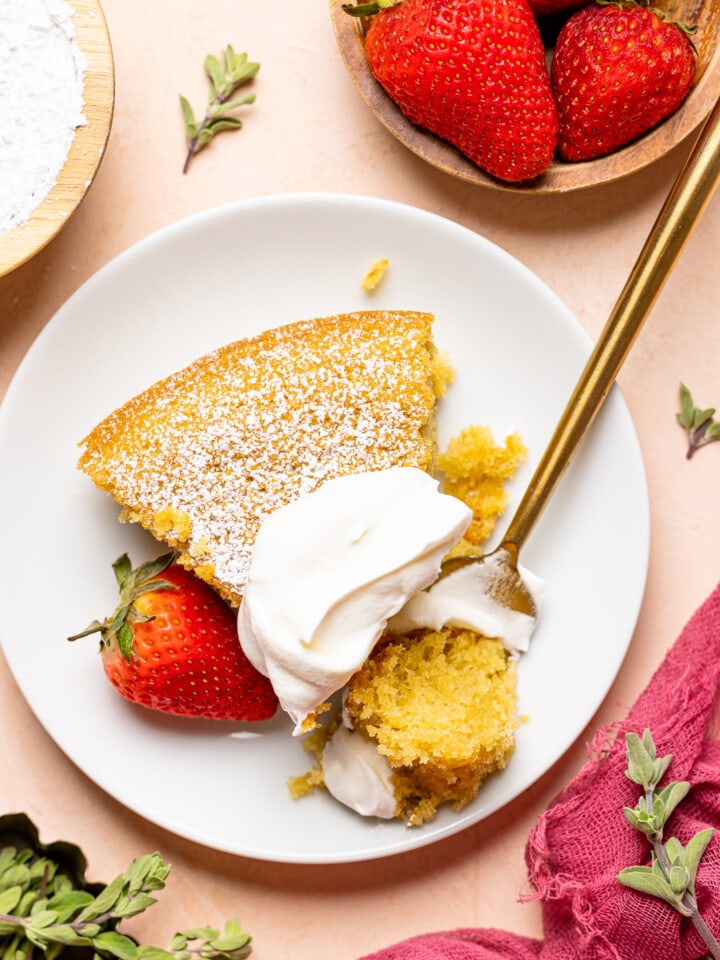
[207,118,244,133]
[117,622,135,662]
[112,554,133,590]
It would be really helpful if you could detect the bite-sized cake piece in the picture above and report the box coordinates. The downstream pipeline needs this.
[342,627,518,826]
[78,311,447,607]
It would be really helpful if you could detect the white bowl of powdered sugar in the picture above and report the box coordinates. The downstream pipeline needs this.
[0,0,114,278]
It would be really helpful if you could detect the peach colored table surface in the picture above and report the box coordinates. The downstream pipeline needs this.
[1,1,720,957]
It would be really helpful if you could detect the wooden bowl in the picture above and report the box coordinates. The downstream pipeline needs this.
[330,0,720,193]
[0,0,114,278]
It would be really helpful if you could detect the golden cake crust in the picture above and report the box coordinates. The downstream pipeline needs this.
[78,310,439,607]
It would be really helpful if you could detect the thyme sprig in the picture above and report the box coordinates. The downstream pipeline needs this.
[180,45,259,174]
[617,730,719,958]
[0,816,251,960]
[676,383,720,459]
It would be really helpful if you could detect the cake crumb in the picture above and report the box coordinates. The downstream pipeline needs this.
[361,258,389,291]
[438,425,527,545]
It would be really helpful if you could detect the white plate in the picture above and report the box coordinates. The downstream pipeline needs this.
[0,193,649,864]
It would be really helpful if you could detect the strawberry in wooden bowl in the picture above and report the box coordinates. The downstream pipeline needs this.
[331,0,720,192]
[351,0,559,183]
[69,553,278,721]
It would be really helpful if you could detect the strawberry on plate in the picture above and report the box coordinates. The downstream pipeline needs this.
[551,0,697,162]
[346,0,558,183]
[69,553,278,721]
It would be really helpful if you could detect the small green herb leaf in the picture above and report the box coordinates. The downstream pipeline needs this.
[617,865,678,906]
[0,886,22,914]
[625,731,657,788]
[684,827,714,896]
[618,731,720,948]
[677,383,720,459]
[0,816,254,960]
[656,781,690,823]
[181,45,259,174]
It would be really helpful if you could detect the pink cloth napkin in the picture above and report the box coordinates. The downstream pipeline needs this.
[360,582,720,960]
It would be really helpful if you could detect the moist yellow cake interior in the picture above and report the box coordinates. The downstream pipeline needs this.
[345,629,518,826]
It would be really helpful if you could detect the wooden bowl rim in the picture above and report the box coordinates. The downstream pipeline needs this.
[0,0,115,278]
[330,0,720,194]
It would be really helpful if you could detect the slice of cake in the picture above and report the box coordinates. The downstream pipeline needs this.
[78,311,447,607]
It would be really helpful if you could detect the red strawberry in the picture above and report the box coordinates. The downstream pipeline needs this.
[347,0,558,182]
[69,553,278,721]
[551,1,696,162]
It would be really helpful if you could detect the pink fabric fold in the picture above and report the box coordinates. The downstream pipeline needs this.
[361,581,720,960]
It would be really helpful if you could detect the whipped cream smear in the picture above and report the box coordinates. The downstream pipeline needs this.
[237,466,543,819]
[237,467,473,734]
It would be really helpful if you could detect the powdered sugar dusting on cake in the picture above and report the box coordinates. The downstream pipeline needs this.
[78,311,438,606]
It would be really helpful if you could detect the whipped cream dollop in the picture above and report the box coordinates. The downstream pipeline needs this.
[237,467,472,734]
[322,724,397,819]
[389,551,544,655]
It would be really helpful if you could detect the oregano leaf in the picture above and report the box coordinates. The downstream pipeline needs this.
[180,45,259,173]
[617,866,681,909]
[657,781,690,822]
[626,732,655,787]
[0,886,22,914]
[92,931,139,960]
[683,827,714,896]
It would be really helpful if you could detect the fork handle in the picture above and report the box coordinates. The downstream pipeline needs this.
[503,95,720,550]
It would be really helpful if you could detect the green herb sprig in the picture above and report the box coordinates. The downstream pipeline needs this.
[180,46,259,174]
[676,383,720,459]
[617,730,719,958]
[0,815,251,960]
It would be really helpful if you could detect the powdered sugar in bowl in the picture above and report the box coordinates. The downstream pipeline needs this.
[0,0,114,277]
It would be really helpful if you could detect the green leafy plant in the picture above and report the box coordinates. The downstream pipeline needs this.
[617,730,719,958]
[180,46,259,174]
[0,814,251,960]
[676,383,720,459]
